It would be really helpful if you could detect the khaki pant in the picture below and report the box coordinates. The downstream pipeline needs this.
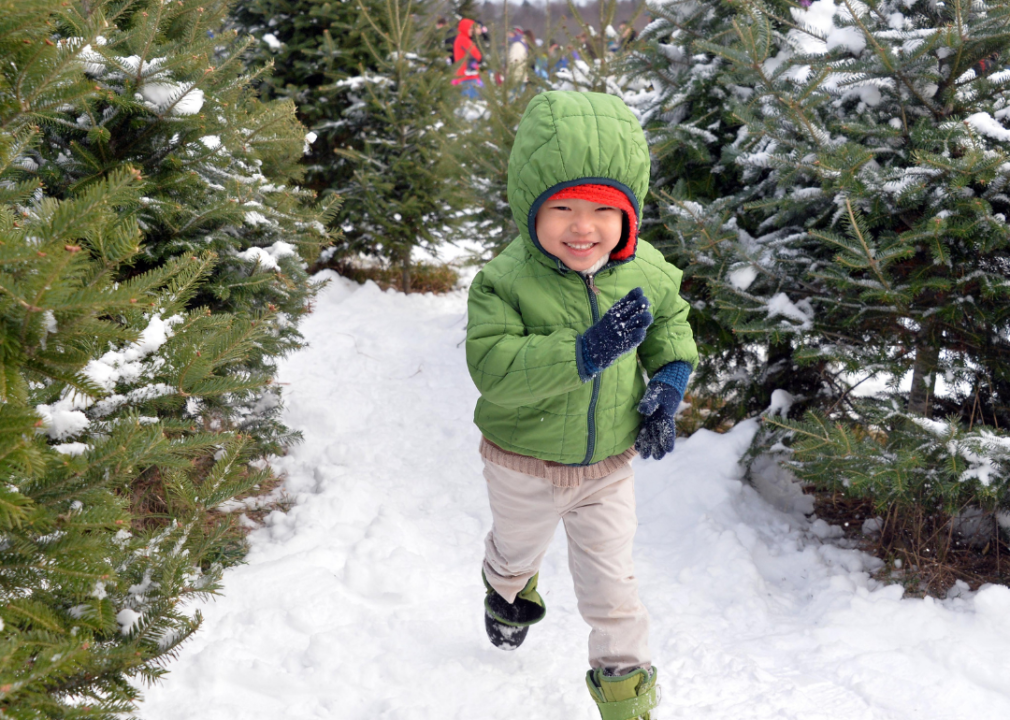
[482,458,650,674]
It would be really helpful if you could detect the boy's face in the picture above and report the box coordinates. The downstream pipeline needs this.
[535,198,623,272]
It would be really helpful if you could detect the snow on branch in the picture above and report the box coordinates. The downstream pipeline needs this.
[966,112,1010,142]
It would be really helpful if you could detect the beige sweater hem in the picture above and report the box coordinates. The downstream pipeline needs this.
[479,437,636,488]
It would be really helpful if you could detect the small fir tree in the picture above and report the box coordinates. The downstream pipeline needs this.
[230,0,375,194]
[686,0,1010,422]
[558,0,632,93]
[627,0,825,427]
[656,0,1010,557]
[0,1,332,714]
[0,130,274,720]
[35,0,337,451]
[331,0,468,291]
[451,22,545,256]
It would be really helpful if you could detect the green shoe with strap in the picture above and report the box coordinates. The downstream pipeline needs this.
[586,666,660,720]
[482,569,546,650]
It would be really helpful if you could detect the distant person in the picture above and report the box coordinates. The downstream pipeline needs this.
[520,30,546,81]
[524,29,538,59]
[436,16,453,63]
[533,38,550,81]
[619,21,638,49]
[507,27,529,85]
[606,24,620,53]
[452,18,483,98]
[443,18,457,61]
[467,90,697,720]
[550,42,572,73]
[567,42,581,64]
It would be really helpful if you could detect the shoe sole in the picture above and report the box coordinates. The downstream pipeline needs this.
[484,613,530,650]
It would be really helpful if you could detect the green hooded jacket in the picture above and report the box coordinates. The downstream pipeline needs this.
[466,91,698,465]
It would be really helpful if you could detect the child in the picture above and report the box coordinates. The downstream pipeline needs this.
[465,91,698,720]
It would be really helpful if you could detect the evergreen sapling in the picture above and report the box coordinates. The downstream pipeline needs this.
[655,0,1010,558]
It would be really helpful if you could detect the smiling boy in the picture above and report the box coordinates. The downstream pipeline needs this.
[536,194,623,271]
[465,91,698,720]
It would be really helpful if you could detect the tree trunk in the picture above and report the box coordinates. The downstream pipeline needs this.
[401,258,412,294]
[907,331,940,417]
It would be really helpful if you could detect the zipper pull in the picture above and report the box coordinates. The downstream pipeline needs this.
[587,274,601,295]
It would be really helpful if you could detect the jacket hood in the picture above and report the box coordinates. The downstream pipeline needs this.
[506,91,650,270]
[457,18,475,35]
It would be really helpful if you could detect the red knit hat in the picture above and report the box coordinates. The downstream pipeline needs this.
[547,184,638,261]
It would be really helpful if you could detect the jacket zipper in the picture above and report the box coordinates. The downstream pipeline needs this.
[581,272,601,465]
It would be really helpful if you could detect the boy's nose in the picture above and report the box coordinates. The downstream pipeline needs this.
[570,214,594,233]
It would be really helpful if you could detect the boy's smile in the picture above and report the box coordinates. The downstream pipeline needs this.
[535,198,624,272]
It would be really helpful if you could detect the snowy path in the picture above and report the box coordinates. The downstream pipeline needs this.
[140,274,1010,720]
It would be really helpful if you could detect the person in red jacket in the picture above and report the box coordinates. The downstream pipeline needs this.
[452,18,483,97]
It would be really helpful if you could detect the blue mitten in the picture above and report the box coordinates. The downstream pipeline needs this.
[577,288,653,381]
[636,361,692,460]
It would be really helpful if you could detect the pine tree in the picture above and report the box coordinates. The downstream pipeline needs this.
[0,1,330,714]
[627,0,825,427]
[0,196,278,715]
[686,0,1010,420]
[451,22,545,256]
[654,0,1010,555]
[454,0,479,19]
[33,0,337,451]
[230,0,375,194]
[331,0,468,291]
[558,0,630,93]
[0,112,270,720]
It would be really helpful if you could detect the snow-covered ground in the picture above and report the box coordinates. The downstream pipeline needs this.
[139,273,1010,719]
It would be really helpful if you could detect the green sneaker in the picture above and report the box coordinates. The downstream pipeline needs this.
[586,666,660,720]
[482,569,546,650]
